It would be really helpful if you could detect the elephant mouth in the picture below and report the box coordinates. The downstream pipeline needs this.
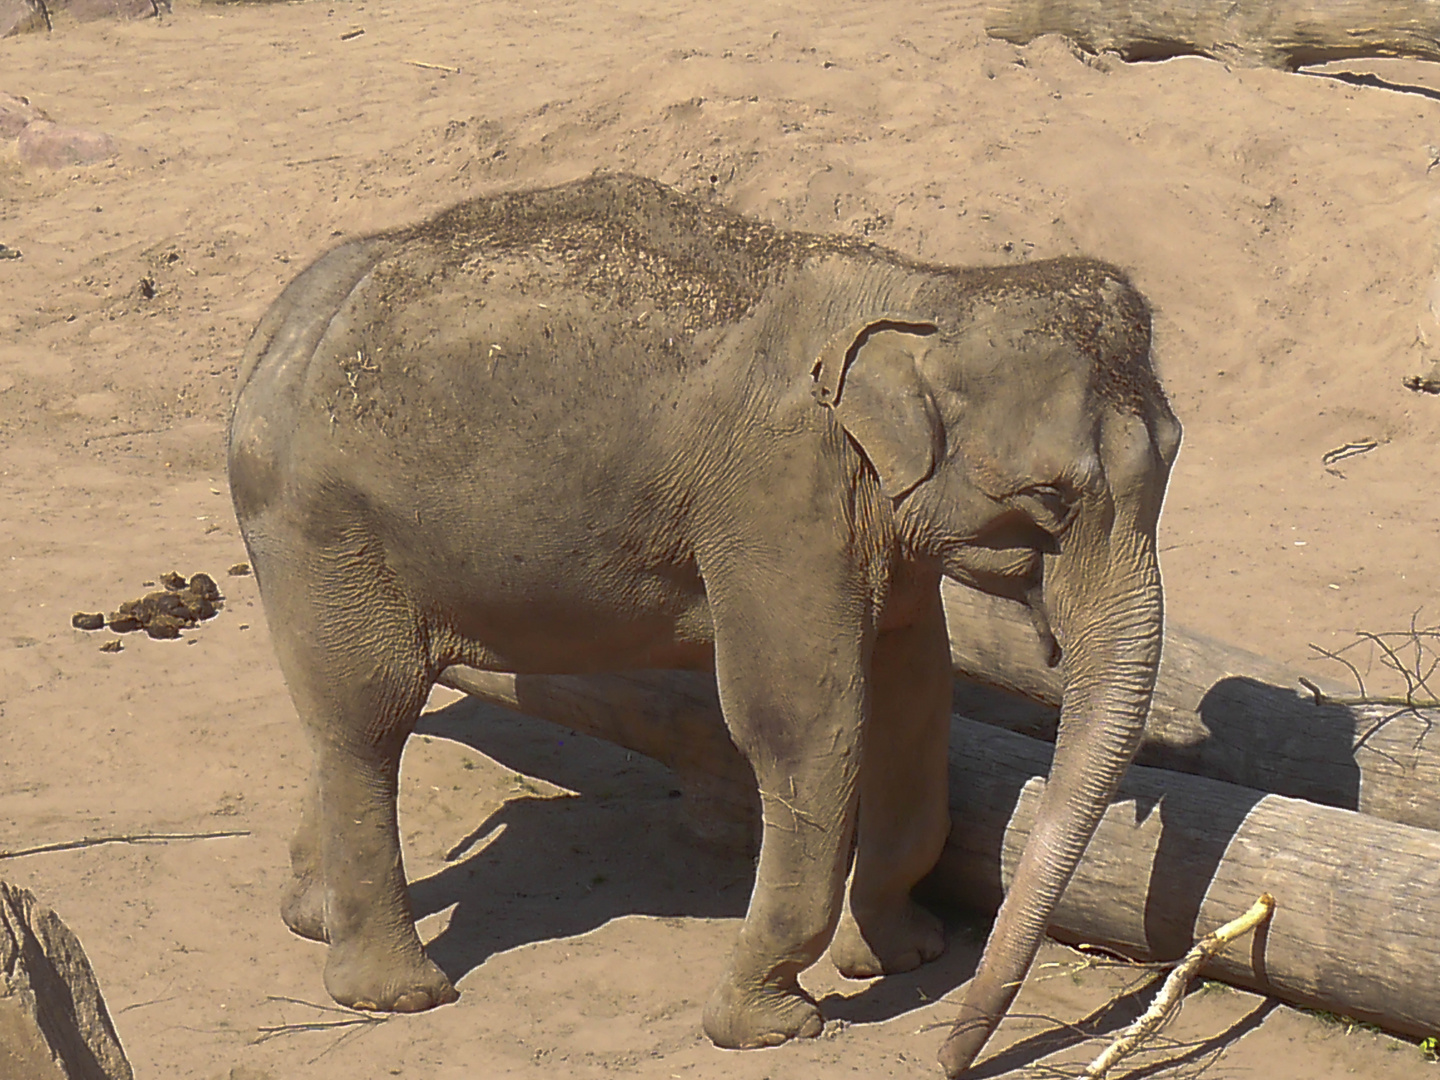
[940,546,1062,667]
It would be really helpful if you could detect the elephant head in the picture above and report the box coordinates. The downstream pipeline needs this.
[812,262,1181,1076]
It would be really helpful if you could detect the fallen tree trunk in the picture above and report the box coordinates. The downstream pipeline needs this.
[433,667,1440,1038]
[942,582,1440,831]
[438,667,761,852]
[937,719,1440,1040]
[984,0,1440,71]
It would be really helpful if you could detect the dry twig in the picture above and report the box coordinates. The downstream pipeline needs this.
[255,996,391,1062]
[0,830,249,860]
[1305,618,1440,758]
[1080,894,1276,1079]
[404,59,460,73]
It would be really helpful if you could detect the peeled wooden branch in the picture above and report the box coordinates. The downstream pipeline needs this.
[435,664,1440,1039]
[942,582,1440,831]
[984,0,1440,71]
[1082,893,1276,1079]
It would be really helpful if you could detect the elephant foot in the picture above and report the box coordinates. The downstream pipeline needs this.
[702,974,823,1049]
[323,941,459,1014]
[280,872,329,943]
[830,898,946,978]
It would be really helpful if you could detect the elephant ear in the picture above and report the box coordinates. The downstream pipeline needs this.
[810,316,943,499]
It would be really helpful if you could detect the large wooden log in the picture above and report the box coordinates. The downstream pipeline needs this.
[438,667,761,851]
[432,667,1440,1038]
[943,582,1440,831]
[441,580,1440,835]
[936,720,1440,1040]
[984,0,1440,71]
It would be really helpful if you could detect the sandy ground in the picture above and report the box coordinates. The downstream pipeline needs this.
[2,1,1438,1077]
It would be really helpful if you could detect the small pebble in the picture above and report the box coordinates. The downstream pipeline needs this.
[72,612,105,631]
[99,640,123,653]
[228,562,251,576]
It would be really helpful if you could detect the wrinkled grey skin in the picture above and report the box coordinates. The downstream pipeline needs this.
[229,174,1179,1076]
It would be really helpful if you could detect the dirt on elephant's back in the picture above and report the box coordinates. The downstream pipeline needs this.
[384,172,861,336]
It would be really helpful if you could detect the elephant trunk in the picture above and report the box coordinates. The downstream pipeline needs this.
[937,467,1166,1077]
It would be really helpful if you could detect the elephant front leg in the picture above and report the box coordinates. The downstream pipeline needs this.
[700,590,865,1049]
[702,755,861,1047]
[830,588,951,978]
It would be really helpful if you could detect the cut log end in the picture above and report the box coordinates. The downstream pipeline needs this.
[0,881,134,1080]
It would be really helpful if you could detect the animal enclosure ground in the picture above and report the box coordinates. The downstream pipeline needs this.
[2,1,1438,1077]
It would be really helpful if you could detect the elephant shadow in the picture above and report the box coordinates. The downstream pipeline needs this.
[409,696,752,982]
[409,669,1364,1053]
[408,695,986,1029]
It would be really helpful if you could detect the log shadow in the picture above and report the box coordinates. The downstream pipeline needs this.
[1307,69,1440,102]
[961,973,1158,1080]
[410,697,753,984]
[1100,996,1277,1080]
[952,677,1059,742]
[1150,677,1360,810]
[960,980,1275,1079]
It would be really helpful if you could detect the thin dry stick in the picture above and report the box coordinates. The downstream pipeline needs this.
[1081,893,1276,1080]
[404,59,460,73]
[1306,621,1440,710]
[0,830,249,860]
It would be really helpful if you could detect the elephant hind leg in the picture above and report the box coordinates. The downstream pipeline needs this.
[830,587,951,978]
[257,549,456,1013]
[281,763,327,942]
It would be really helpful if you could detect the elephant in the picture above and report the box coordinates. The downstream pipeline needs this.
[227,173,1180,1076]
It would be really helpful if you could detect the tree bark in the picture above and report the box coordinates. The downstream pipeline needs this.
[936,719,1440,1040]
[984,0,1440,71]
[0,0,48,36]
[432,670,1440,1038]
[942,582,1440,832]
[0,882,134,1080]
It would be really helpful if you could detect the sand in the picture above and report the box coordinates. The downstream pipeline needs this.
[1,1,1436,1076]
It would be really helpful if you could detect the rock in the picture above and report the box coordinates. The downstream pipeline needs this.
[0,92,48,138]
[17,121,118,169]
[53,0,162,20]
[71,613,105,631]
[0,881,134,1080]
[0,0,48,37]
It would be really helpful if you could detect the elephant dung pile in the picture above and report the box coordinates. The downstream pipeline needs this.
[72,571,224,641]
